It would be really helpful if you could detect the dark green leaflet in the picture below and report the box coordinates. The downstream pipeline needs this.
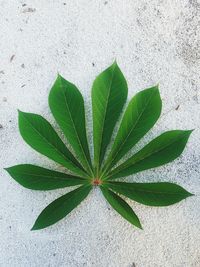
[32,185,92,230]
[92,62,128,174]
[108,130,192,179]
[107,182,193,206]
[102,86,161,174]
[49,75,93,176]
[101,186,142,229]
[5,62,193,230]
[5,164,87,190]
[18,111,87,177]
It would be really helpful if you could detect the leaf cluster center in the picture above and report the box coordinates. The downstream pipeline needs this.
[91,178,103,186]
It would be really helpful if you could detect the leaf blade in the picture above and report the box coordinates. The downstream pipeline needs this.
[109,130,192,179]
[92,62,128,173]
[32,185,92,230]
[49,75,93,175]
[101,186,142,229]
[18,111,87,177]
[103,86,161,171]
[107,182,193,206]
[5,164,87,190]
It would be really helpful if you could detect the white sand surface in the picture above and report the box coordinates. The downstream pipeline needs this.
[0,1,200,266]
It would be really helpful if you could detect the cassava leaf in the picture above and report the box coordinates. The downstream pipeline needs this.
[5,63,193,231]
[49,75,93,176]
[18,111,87,177]
[92,62,128,174]
[108,130,192,179]
[32,185,92,230]
[101,186,142,229]
[5,164,87,190]
[107,182,193,206]
[103,86,161,172]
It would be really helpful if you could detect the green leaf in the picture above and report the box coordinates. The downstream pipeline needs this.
[92,62,128,173]
[5,164,88,190]
[18,111,87,177]
[49,75,93,176]
[6,64,194,231]
[32,185,92,230]
[103,86,161,173]
[101,186,142,229]
[108,182,193,206]
[108,130,192,179]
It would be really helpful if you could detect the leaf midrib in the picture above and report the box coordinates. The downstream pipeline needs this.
[109,184,188,196]
[11,171,84,180]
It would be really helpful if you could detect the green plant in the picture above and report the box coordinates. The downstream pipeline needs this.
[5,62,193,230]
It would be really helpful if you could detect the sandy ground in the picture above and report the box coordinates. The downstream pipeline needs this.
[0,1,200,266]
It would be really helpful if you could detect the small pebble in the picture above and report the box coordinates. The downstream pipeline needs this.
[22,7,36,13]
[10,54,15,62]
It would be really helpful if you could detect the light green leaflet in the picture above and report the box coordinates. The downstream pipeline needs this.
[5,62,193,230]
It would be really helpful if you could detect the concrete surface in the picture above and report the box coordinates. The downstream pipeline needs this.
[0,1,200,266]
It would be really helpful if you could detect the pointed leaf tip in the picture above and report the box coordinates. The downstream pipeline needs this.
[17,109,23,114]
[31,225,37,231]
[112,59,117,66]
[4,167,9,172]
[188,129,194,134]
[57,73,64,80]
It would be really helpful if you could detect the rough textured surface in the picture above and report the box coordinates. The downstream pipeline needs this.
[0,1,200,266]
